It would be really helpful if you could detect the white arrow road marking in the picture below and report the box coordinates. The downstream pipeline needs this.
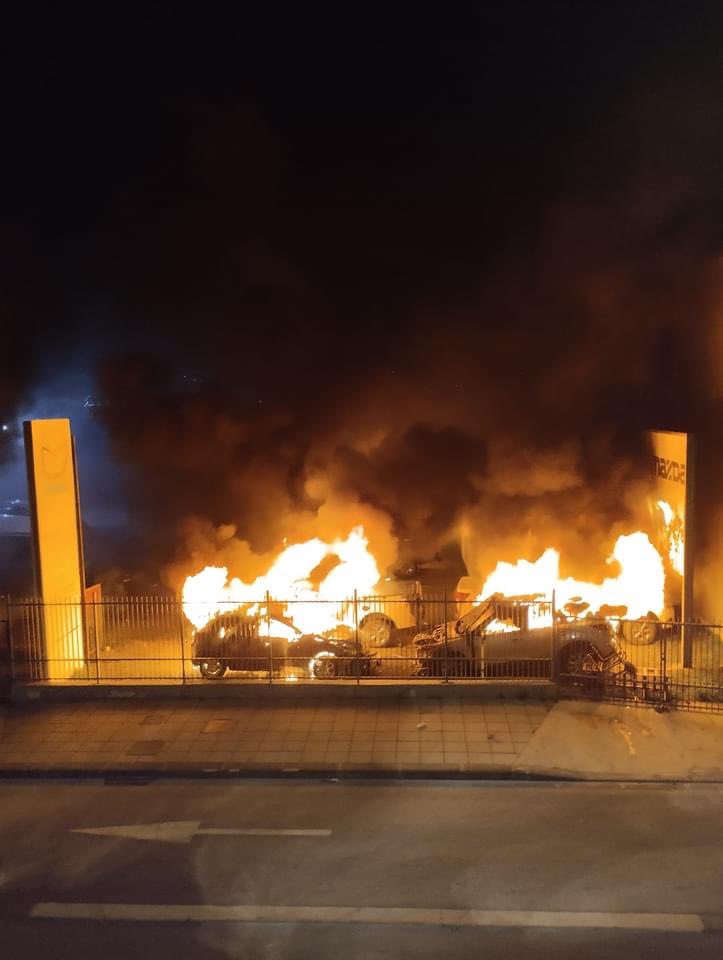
[29,903,705,932]
[70,821,331,844]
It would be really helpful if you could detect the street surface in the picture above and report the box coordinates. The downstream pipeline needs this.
[2,778,723,957]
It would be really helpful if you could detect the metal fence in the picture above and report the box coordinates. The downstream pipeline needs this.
[2,594,722,712]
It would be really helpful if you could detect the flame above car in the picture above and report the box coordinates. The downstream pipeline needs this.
[182,526,381,633]
[182,525,670,637]
[475,532,665,622]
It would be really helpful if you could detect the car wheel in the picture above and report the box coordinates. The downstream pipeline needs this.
[621,619,659,646]
[415,654,441,678]
[312,654,338,679]
[422,660,442,678]
[359,613,395,647]
[558,641,602,680]
[199,659,227,679]
[445,651,472,678]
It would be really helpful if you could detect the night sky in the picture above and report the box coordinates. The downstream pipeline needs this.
[2,5,723,590]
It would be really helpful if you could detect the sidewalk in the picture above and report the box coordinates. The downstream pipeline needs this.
[0,697,549,776]
[1,696,722,780]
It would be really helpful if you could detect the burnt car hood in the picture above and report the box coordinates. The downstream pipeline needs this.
[192,612,367,659]
[290,635,362,658]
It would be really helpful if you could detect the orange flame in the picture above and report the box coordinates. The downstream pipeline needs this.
[183,517,669,640]
[657,499,685,576]
[182,526,381,634]
[486,618,521,634]
[476,531,665,620]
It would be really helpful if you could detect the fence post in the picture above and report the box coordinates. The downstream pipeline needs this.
[93,599,100,684]
[660,619,668,706]
[551,590,557,683]
[178,598,187,684]
[354,590,360,685]
[443,592,449,683]
[5,594,14,686]
[266,591,273,684]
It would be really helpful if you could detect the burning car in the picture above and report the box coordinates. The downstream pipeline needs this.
[191,610,377,680]
[414,594,634,682]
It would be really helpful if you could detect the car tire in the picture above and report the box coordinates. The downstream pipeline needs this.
[621,619,659,646]
[312,655,338,680]
[415,657,440,678]
[445,651,473,678]
[359,613,395,648]
[559,640,597,674]
[199,659,227,679]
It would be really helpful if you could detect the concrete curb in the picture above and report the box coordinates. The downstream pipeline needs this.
[10,681,559,704]
[514,763,723,783]
[1,763,722,783]
[0,762,562,782]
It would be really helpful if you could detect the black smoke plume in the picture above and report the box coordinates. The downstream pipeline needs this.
[5,7,723,606]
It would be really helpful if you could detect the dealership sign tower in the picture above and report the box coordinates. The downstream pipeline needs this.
[23,418,87,679]
[649,429,695,667]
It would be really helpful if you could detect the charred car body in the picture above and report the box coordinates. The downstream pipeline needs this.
[415,594,635,682]
[355,578,426,647]
[191,610,376,680]
[357,550,465,647]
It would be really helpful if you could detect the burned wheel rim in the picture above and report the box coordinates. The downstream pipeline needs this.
[623,619,659,646]
[360,613,394,647]
[199,659,227,679]
[313,656,338,679]
[560,642,598,677]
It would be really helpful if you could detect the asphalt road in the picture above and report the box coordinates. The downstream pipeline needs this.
[1,778,723,958]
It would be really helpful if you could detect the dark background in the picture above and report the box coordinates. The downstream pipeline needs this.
[1,4,722,597]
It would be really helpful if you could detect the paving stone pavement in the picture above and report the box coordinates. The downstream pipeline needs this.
[0,698,552,775]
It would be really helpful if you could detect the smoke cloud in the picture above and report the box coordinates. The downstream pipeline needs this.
[91,63,723,603]
[4,7,721,607]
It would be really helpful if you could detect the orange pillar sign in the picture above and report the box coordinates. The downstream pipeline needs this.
[23,419,86,679]
[648,429,695,668]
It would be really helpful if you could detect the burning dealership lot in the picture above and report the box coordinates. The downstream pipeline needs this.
[173,515,678,685]
[161,426,697,690]
[181,526,668,640]
[6,399,717,704]
[176,520,675,687]
[177,432,690,652]
[6,408,719,710]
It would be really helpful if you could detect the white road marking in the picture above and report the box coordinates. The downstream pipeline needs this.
[199,829,331,837]
[29,903,705,932]
[70,821,330,843]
